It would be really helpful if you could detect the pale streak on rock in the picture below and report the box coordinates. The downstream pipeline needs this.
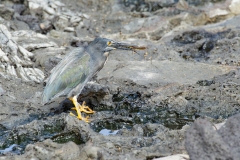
[12,55,23,65]
[52,1,65,7]
[0,49,9,62]
[7,65,17,77]
[0,24,45,83]
[21,42,57,51]
[33,68,45,81]
[18,46,34,61]
[0,49,8,62]
[70,16,82,24]
[24,68,39,82]
[207,8,229,19]
[64,27,75,32]
[0,24,12,40]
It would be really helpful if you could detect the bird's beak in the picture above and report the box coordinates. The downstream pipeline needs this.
[106,41,147,52]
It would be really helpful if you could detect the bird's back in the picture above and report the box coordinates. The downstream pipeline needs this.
[42,47,91,104]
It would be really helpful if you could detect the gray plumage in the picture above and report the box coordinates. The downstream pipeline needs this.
[42,37,144,104]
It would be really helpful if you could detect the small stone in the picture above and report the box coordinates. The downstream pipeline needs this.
[82,13,90,19]
[53,16,69,30]
[64,27,75,32]
[70,16,82,24]
[28,1,41,10]
[44,6,55,15]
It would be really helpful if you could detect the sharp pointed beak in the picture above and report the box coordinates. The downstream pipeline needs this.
[110,41,147,51]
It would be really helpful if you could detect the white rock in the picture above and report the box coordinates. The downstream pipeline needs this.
[0,49,6,57]
[82,14,90,19]
[52,0,65,7]
[33,68,45,80]
[0,49,9,62]
[0,64,5,70]
[17,66,30,81]
[18,46,34,58]
[44,6,56,15]
[207,8,229,19]
[229,0,240,15]
[12,55,23,65]
[24,68,39,82]
[153,154,189,160]
[0,24,12,40]
[0,24,45,83]
[7,65,17,77]
[7,40,18,55]
[2,56,9,62]
[70,16,82,24]
[28,1,41,10]
[64,27,75,32]
[49,2,58,9]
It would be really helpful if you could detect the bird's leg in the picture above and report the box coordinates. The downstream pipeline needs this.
[69,96,90,122]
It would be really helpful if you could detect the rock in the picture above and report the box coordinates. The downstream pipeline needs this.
[64,27,75,32]
[0,85,5,96]
[207,8,229,19]
[10,19,30,30]
[218,113,240,158]
[0,4,14,20]
[153,154,189,160]
[176,0,189,10]
[39,20,54,33]
[229,0,240,15]
[11,139,80,160]
[97,60,235,85]
[12,30,57,50]
[70,16,82,26]
[53,15,69,30]
[123,19,145,33]
[0,24,44,83]
[185,119,234,159]
[80,143,105,160]
[185,118,239,160]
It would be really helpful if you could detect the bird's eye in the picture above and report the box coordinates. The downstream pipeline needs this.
[107,41,112,46]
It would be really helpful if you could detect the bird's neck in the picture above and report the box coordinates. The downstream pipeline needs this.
[88,49,108,70]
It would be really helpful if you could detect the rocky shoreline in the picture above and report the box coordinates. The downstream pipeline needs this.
[0,0,240,159]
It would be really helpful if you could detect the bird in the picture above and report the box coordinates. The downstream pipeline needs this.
[42,37,146,122]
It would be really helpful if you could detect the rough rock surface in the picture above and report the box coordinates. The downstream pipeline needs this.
[186,113,240,160]
[0,0,240,159]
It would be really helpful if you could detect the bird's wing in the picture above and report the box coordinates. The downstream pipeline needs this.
[42,47,91,104]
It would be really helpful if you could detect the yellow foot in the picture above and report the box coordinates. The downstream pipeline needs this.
[69,96,94,123]
[71,101,95,114]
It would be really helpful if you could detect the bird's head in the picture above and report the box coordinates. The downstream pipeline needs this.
[88,37,146,57]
